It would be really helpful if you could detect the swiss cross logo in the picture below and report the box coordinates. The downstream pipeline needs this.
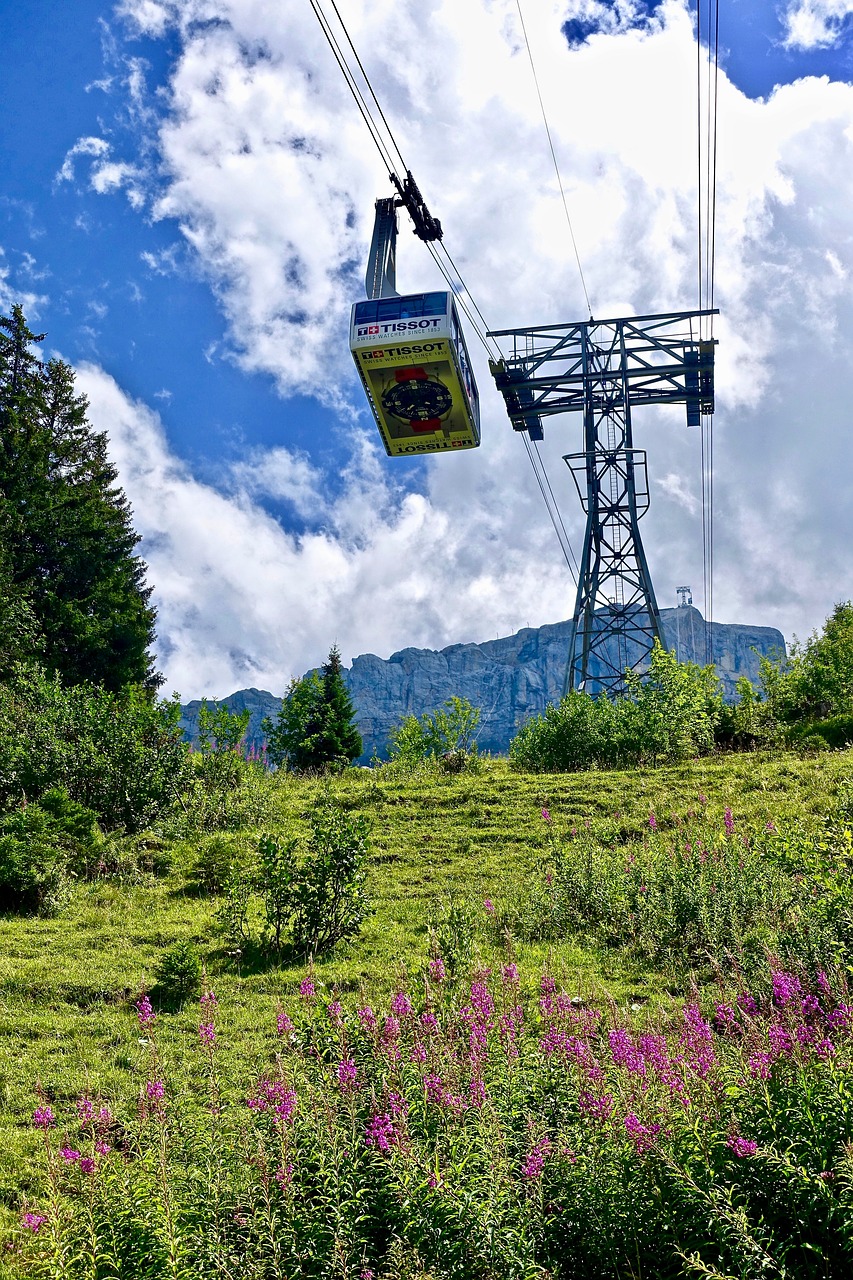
[368,325,379,334]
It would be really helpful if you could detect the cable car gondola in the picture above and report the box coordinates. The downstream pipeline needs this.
[350,289,480,457]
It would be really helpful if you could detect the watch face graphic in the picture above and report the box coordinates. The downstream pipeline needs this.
[381,367,453,427]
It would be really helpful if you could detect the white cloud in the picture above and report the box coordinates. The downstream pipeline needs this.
[89,0,853,692]
[78,364,569,697]
[57,136,146,207]
[783,0,853,48]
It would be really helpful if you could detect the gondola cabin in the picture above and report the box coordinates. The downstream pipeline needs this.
[350,291,481,457]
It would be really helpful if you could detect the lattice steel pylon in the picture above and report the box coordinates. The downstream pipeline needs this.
[488,310,716,697]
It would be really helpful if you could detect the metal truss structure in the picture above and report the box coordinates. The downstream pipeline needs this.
[488,310,716,696]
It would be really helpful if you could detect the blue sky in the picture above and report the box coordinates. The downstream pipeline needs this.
[3,0,853,697]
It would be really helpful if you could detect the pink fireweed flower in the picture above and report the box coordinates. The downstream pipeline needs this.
[336,1057,358,1092]
[135,995,155,1028]
[501,963,519,986]
[522,1136,552,1180]
[483,898,495,914]
[470,981,494,1023]
[275,1163,294,1187]
[327,1000,344,1026]
[381,1015,400,1054]
[768,1023,794,1059]
[747,1052,772,1081]
[60,1147,81,1163]
[146,1079,165,1100]
[816,1038,836,1059]
[410,1042,428,1064]
[357,1006,377,1033]
[765,820,776,832]
[817,970,832,998]
[96,1106,112,1131]
[428,956,446,983]
[276,1011,294,1038]
[698,793,708,805]
[33,1106,55,1130]
[198,1021,216,1048]
[364,1112,396,1151]
[22,1212,47,1232]
[94,1140,111,1156]
[200,989,217,1010]
[76,1097,95,1123]
[420,1010,439,1033]
[624,1113,660,1154]
[727,1135,757,1158]
[609,1028,646,1076]
[387,1091,408,1118]
[423,1074,444,1105]
[469,1077,486,1108]
[78,1157,96,1175]
[246,1079,297,1123]
[540,973,556,995]
[299,978,315,1001]
[579,1091,613,1124]
[541,808,551,822]
[737,991,759,1017]
[648,813,658,831]
[391,992,413,1019]
[724,807,735,835]
[771,971,802,1009]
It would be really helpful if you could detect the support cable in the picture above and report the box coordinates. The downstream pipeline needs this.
[515,0,593,318]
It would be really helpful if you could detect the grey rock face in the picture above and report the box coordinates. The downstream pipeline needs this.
[179,607,785,762]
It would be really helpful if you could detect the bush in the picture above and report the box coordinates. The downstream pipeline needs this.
[290,798,371,957]
[0,664,191,831]
[510,643,720,772]
[0,790,102,915]
[153,940,202,1005]
[189,835,251,896]
[389,697,481,768]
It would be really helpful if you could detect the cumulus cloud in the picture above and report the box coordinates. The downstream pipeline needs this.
[81,0,853,693]
[783,0,853,49]
[78,363,570,696]
[56,136,146,208]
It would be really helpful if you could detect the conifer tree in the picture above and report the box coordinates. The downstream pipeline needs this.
[264,645,363,770]
[0,306,159,689]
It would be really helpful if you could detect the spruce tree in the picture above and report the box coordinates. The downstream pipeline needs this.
[0,306,159,689]
[264,645,363,770]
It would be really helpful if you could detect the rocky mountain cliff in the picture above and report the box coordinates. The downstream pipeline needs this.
[179,606,785,761]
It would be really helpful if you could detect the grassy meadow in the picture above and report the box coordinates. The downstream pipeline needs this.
[2,747,853,1277]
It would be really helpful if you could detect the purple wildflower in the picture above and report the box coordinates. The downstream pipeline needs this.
[724,807,735,835]
[727,1135,757,1158]
[771,971,802,1009]
[146,1079,165,1100]
[22,1213,47,1232]
[522,1136,552,1180]
[198,1021,216,1048]
[95,1140,111,1156]
[469,1077,486,1108]
[579,1091,613,1124]
[387,1091,408,1118]
[765,820,776,832]
[648,813,658,831]
[609,1028,646,1076]
[135,995,155,1029]
[470,980,495,1023]
[541,808,551,822]
[336,1057,358,1092]
[747,1052,772,1081]
[299,978,315,1001]
[410,1042,427,1063]
[768,1023,794,1059]
[624,1112,660,1154]
[78,1157,96,1175]
[357,1006,377,1033]
[483,898,495,914]
[76,1097,94,1123]
[246,1079,297,1123]
[276,1011,294,1037]
[275,1163,294,1187]
[327,1000,344,1026]
[200,989,217,1010]
[33,1106,55,1130]
[501,963,519,986]
[391,992,413,1019]
[428,956,446,983]
[364,1113,396,1152]
[60,1147,81,1163]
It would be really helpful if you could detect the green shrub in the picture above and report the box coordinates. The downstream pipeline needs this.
[389,696,481,768]
[0,665,191,831]
[153,940,202,1004]
[0,790,102,915]
[290,798,371,957]
[189,835,250,896]
[791,715,853,751]
[510,642,720,772]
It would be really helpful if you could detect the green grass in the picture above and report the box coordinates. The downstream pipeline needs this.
[1,748,852,1242]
